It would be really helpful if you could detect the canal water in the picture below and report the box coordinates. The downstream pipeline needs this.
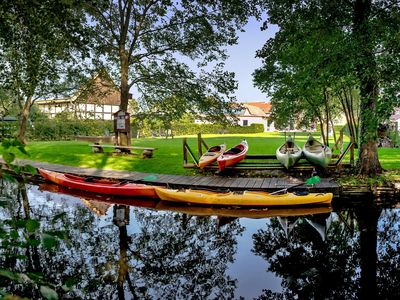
[0,180,399,299]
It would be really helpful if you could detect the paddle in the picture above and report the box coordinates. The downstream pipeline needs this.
[270,176,321,195]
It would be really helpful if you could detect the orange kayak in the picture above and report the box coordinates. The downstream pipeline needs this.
[38,168,157,198]
[198,144,226,168]
[217,140,248,170]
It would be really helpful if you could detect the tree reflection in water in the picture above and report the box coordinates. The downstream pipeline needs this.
[0,181,244,299]
[252,201,400,299]
[125,207,244,299]
[1,180,399,299]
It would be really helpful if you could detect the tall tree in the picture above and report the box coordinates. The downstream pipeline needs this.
[0,1,89,144]
[87,0,259,145]
[254,0,400,176]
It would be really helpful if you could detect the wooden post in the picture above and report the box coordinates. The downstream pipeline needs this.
[197,133,203,158]
[340,130,344,154]
[201,136,209,150]
[350,136,355,166]
[183,138,188,165]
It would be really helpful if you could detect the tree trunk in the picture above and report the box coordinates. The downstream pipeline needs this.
[324,88,330,146]
[355,203,381,300]
[318,116,327,145]
[118,52,131,147]
[17,96,33,144]
[113,205,130,299]
[330,118,337,145]
[353,0,382,175]
[120,53,130,112]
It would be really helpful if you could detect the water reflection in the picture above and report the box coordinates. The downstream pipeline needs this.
[0,180,399,299]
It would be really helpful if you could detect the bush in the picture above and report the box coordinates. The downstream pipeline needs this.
[171,123,264,136]
[28,119,114,141]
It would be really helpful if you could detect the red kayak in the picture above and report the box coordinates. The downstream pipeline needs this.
[38,168,157,198]
[217,140,248,170]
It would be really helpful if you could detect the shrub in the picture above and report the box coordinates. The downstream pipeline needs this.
[171,123,264,136]
[28,119,114,141]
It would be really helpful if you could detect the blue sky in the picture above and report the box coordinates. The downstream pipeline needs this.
[226,17,279,103]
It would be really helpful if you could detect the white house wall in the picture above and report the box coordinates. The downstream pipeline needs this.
[37,102,120,120]
[238,116,273,132]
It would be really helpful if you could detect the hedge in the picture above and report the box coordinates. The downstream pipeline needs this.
[27,118,264,141]
[171,123,264,135]
[28,119,114,141]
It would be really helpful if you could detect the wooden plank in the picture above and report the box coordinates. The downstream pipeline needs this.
[154,174,180,184]
[193,176,216,187]
[261,178,272,189]
[251,178,265,189]
[245,179,257,188]
[167,175,189,184]
[206,176,228,187]
[224,177,241,189]
[268,178,279,190]
[179,175,201,186]
[89,144,156,150]
[152,174,173,182]
[275,178,290,188]
[235,177,251,189]
[170,175,194,185]
[198,176,220,187]
[245,154,277,159]
[191,175,212,186]
[220,178,235,188]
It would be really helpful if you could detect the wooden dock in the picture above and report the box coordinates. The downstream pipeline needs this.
[8,159,341,195]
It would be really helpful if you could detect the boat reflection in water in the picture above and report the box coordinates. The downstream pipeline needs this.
[39,182,333,219]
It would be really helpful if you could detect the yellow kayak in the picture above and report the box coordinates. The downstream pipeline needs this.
[154,187,333,207]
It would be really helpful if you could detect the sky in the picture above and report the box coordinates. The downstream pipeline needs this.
[225,17,279,103]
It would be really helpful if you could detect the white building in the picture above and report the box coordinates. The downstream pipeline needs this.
[35,72,124,120]
[390,108,400,131]
[237,102,275,132]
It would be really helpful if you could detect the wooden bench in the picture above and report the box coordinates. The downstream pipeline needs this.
[89,144,157,158]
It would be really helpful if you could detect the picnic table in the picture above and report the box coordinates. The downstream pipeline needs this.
[89,144,157,158]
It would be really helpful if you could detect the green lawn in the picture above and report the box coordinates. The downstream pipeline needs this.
[1,132,399,175]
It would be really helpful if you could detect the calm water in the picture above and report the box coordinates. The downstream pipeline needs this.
[0,180,399,299]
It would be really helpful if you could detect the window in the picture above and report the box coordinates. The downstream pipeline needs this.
[243,120,248,126]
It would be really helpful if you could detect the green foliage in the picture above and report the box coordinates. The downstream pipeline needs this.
[0,214,67,299]
[388,130,400,147]
[0,119,18,140]
[171,123,264,136]
[0,0,90,143]
[28,119,113,141]
[88,0,260,119]
[0,138,36,178]
[254,0,400,175]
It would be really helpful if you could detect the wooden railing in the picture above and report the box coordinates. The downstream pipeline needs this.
[183,132,355,170]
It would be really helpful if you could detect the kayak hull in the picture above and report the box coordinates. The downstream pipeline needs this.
[276,145,302,169]
[217,140,248,170]
[39,168,157,198]
[198,144,226,168]
[155,187,333,207]
[303,136,332,168]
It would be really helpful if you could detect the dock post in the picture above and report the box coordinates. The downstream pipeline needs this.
[350,137,355,166]
[183,138,188,165]
[197,133,203,158]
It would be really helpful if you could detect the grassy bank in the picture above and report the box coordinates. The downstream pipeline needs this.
[1,132,398,175]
